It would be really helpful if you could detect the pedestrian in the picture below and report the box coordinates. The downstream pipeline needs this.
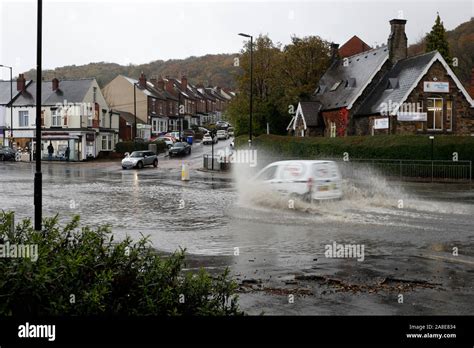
[47,142,54,161]
[65,146,70,162]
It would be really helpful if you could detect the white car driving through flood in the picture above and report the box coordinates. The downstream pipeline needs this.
[253,160,342,201]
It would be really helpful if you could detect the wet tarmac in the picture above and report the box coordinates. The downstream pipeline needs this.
[0,157,473,315]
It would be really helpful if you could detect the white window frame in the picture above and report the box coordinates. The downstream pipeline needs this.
[51,108,62,127]
[18,110,29,127]
[330,122,336,138]
[446,99,453,132]
[427,97,443,131]
[152,119,159,133]
[101,135,111,151]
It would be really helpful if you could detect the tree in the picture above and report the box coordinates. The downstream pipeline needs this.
[426,13,452,65]
[228,34,331,136]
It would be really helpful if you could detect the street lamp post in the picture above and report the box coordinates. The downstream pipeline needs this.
[429,135,435,183]
[133,82,137,140]
[0,64,13,146]
[238,33,253,148]
[34,0,43,231]
[429,135,434,161]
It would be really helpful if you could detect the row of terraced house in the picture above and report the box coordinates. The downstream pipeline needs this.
[0,73,233,161]
[102,74,234,141]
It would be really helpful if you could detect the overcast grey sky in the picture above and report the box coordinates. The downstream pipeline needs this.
[0,0,473,80]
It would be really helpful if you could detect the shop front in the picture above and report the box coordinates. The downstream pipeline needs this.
[40,133,81,161]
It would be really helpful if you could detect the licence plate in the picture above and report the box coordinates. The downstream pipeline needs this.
[318,185,329,192]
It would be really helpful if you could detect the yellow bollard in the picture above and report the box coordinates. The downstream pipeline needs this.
[181,162,190,181]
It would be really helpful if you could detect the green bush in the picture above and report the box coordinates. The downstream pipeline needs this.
[238,134,474,162]
[0,212,242,316]
[115,141,166,155]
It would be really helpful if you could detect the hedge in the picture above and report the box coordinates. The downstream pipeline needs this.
[115,140,166,155]
[0,212,242,316]
[236,134,474,162]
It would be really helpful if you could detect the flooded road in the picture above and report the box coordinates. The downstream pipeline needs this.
[1,157,473,315]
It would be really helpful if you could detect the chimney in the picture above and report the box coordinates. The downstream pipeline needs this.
[156,76,165,90]
[330,43,339,62]
[52,78,59,91]
[387,18,408,64]
[165,79,175,94]
[181,76,188,91]
[16,73,26,92]
[138,72,146,88]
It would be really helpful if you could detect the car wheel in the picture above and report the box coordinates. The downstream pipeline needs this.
[122,166,126,170]
[188,148,191,154]
[0,154,4,161]
[167,144,172,149]
[153,159,158,167]
[137,161,144,169]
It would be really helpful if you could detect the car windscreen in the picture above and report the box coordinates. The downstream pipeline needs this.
[312,162,339,179]
[173,143,185,148]
[130,152,144,158]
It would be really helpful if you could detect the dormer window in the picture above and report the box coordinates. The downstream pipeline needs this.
[316,85,326,94]
[386,78,399,89]
[345,78,356,88]
[330,80,343,91]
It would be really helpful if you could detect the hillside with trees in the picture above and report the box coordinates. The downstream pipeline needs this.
[23,54,239,89]
[408,17,473,87]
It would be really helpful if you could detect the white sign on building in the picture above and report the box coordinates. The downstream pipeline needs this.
[397,112,428,121]
[373,118,389,129]
[423,81,449,93]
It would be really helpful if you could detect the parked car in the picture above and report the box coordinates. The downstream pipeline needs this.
[216,121,231,129]
[0,146,17,161]
[169,142,191,157]
[253,160,342,201]
[202,133,218,145]
[216,130,229,140]
[183,129,195,137]
[122,151,158,169]
[156,136,175,149]
[165,132,180,141]
[227,127,235,137]
[198,127,209,134]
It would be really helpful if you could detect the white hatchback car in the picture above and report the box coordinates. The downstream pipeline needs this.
[253,160,342,201]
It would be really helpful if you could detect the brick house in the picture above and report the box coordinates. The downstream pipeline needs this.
[289,18,474,137]
[339,35,371,58]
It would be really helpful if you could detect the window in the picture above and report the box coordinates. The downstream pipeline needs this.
[446,100,452,131]
[256,165,278,181]
[152,119,159,133]
[330,122,336,138]
[18,110,29,127]
[51,108,62,127]
[101,135,112,151]
[101,110,106,127]
[415,101,424,131]
[159,102,163,115]
[93,87,97,103]
[87,107,93,127]
[330,80,343,91]
[427,98,443,130]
